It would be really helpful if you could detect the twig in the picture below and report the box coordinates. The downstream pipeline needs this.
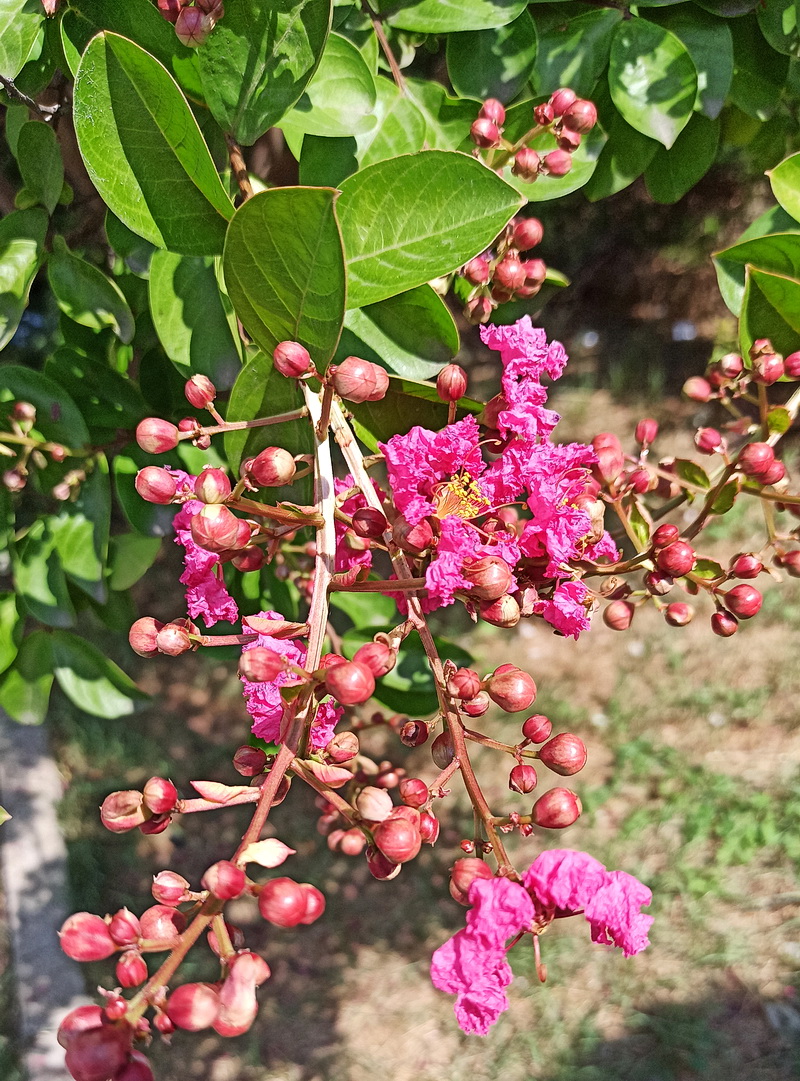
[361,0,407,94]
[225,134,253,202]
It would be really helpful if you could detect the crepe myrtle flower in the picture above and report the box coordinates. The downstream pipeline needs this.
[431,850,652,1036]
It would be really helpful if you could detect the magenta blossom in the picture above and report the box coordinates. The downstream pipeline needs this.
[240,611,342,751]
[334,475,378,576]
[170,470,238,628]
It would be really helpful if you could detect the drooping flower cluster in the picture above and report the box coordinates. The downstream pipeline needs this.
[431,850,652,1035]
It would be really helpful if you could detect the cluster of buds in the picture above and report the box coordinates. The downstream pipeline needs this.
[458,216,547,324]
[1,399,71,495]
[156,0,224,46]
[683,339,800,406]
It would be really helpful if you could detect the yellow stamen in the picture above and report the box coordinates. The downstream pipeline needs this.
[432,471,490,520]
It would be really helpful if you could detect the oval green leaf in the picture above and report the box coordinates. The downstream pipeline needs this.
[15,121,64,215]
[0,0,44,81]
[447,11,537,103]
[14,518,76,628]
[758,0,800,56]
[714,230,800,315]
[769,151,800,223]
[49,457,111,602]
[645,7,733,119]
[278,32,376,140]
[379,0,527,34]
[0,207,47,351]
[48,242,135,343]
[740,266,800,358]
[52,630,148,719]
[0,631,54,725]
[644,113,720,204]
[532,8,622,99]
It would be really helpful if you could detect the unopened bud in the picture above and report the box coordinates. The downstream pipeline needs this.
[479,593,521,627]
[463,556,512,601]
[447,667,481,700]
[239,647,286,683]
[399,778,428,808]
[470,117,501,147]
[449,857,492,905]
[683,376,713,402]
[247,446,296,487]
[128,617,164,658]
[351,506,387,538]
[664,602,693,626]
[258,877,308,926]
[326,731,359,763]
[184,375,216,409]
[201,860,246,900]
[533,102,555,125]
[63,1025,130,1081]
[140,904,186,942]
[59,912,117,962]
[151,870,190,907]
[400,719,429,747]
[136,418,179,454]
[644,570,673,596]
[463,255,491,284]
[538,733,587,776]
[479,98,505,125]
[562,98,597,132]
[656,541,696,578]
[652,523,679,548]
[509,763,537,793]
[591,432,624,484]
[436,363,468,402]
[100,790,148,833]
[365,843,401,880]
[155,621,194,656]
[556,127,581,152]
[461,691,490,717]
[324,660,375,705]
[711,610,738,637]
[531,787,582,829]
[542,150,572,177]
[274,341,312,377]
[108,908,141,946]
[355,785,393,822]
[116,950,148,988]
[330,357,389,403]
[493,254,527,292]
[465,295,494,324]
[752,352,785,385]
[511,217,543,250]
[522,714,552,743]
[724,583,762,619]
[784,351,800,378]
[486,666,536,712]
[778,550,800,577]
[695,427,725,454]
[603,599,634,631]
[635,418,658,445]
[194,468,231,504]
[549,87,577,115]
[511,148,540,182]
[174,6,214,46]
[135,466,177,504]
[143,777,178,815]
[373,816,421,864]
[353,641,396,677]
[157,0,184,22]
[392,514,433,553]
[190,504,241,553]
[166,983,221,1031]
[431,731,455,768]
[730,553,762,579]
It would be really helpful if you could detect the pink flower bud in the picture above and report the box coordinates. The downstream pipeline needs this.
[695,427,725,454]
[511,148,540,182]
[356,785,394,822]
[493,254,527,292]
[683,376,713,402]
[656,541,696,578]
[392,514,433,553]
[400,719,429,746]
[365,843,401,880]
[556,127,581,152]
[102,995,127,1022]
[108,909,141,946]
[399,777,428,808]
[194,468,231,504]
[603,600,634,630]
[298,883,326,924]
[157,0,184,23]
[509,763,537,793]
[711,610,738,637]
[353,641,396,677]
[190,504,242,552]
[339,828,366,855]
[247,446,296,487]
[373,816,421,864]
[591,432,624,484]
[431,731,455,768]
[532,787,582,829]
[779,550,800,576]
[201,860,246,900]
[522,714,552,742]
[166,983,221,1031]
[114,1050,154,1081]
[258,877,308,927]
[155,621,194,656]
[450,857,493,905]
[462,555,512,601]
[752,351,785,385]
[718,352,744,378]
[479,98,505,125]
[664,602,693,626]
[140,905,186,943]
[549,87,577,116]
[645,570,673,595]
[635,418,658,445]
[331,356,390,403]
[762,459,786,485]
[58,1005,105,1048]
[324,660,375,705]
[139,813,172,836]
[784,350,800,378]
[233,745,268,775]
[730,553,762,578]
[724,583,762,619]
[511,217,544,251]
[184,375,216,409]
[135,418,179,454]
[128,617,164,658]
[116,950,148,988]
[143,777,178,815]
[134,466,176,504]
[538,733,587,776]
[461,692,490,717]
[463,255,491,284]
[738,442,776,477]
[174,6,213,46]
[419,811,439,844]
[274,340,313,377]
[652,523,679,548]
[486,666,536,712]
[351,506,387,538]
[239,647,286,682]
[100,790,148,833]
[64,1024,131,1081]
[325,730,359,763]
[151,871,190,906]
[479,593,521,627]
[59,913,117,962]
[562,98,597,133]
[470,117,501,147]
[542,150,572,176]
[533,102,555,125]
[465,295,494,324]
[447,668,482,700]
[436,363,468,402]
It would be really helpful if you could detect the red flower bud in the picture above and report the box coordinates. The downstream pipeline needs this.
[194,468,231,504]
[683,376,713,402]
[64,1025,131,1081]
[373,816,421,864]
[419,811,439,844]
[591,432,624,484]
[717,352,743,379]
[274,340,313,377]
[201,860,246,900]
[135,466,176,505]
[100,790,148,833]
[603,599,634,631]
[324,660,375,705]
[723,583,762,619]
[479,593,521,627]
[207,920,245,955]
[645,570,673,595]
[522,714,552,743]
[298,883,326,924]
[656,541,696,578]
[465,295,494,324]
[450,857,493,905]
[174,6,213,46]
[351,506,387,538]
[338,828,366,856]
[462,555,512,601]
[233,744,268,776]
[354,641,396,677]
[399,719,428,747]
[542,150,572,176]
[139,813,172,836]
[326,730,359,762]
[461,691,490,717]
[556,127,581,152]
[730,553,762,579]
[784,350,800,378]
[652,523,679,548]
[436,363,468,402]
[534,101,555,125]
[711,610,738,637]
[695,427,725,454]
[59,913,117,962]
[239,647,286,683]
[470,117,501,147]
[447,667,482,700]
[128,617,164,658]
[538,733,587,776]
[531,787,582,829]
[155,621,194,656]
[331,356,389,403]
[486,666,536,712]
[664,602,693,626]
[549,87,577,115]
[157,0,184,23]
[135,417,179,454]
[151,871,190,906]
[108,909,142,946]
[779,550,800,577]
[116,950,148,988]
[479,98,505,125]
[511,218,544,252]
[143,777,177,815]
[392,514,433,553]
[399,777,428,808]
[58,1005,105,1048]
[562,98,597,132]
[762,459,786,485]
[463,255,491,285]
[248,446,296,487]
[356,785,394,822]
[184,375,216,409]
[258,877,308,927]
[511,148,540,182]
[365,843,401,880]
[493,254,527,292]
[431,731,455,768]
[166,983,221,1031]
[635,418,658,445]
[190,504,241,553]
[752,352,784,385]
[140,905,186,942]
[114,1050,155,1081]
[509,763,537,793]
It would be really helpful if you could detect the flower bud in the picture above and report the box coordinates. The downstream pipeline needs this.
[461,692,490,717]
[58,1005,105,1048]
[207,921,245,955]
[373,816,421,864]
[399,778,428,808]
[59,913,117,962]
[762,459,786,485]
[155,621,194,656]
[194,468,231,504]
[239,647,286,683]
[711,610,738,637]
[542,150,572,177]
[656,541,696,578]
[538,733,587,776]
[419,811,439,844]
[356,785,393,822]
[143,776,178,815]
[140,905,186,942]
[116,950,148,988]
[325,731,359,763]
[534,101,555,125]
[151,870,190,906]
[511,148,540,182]
[509,219,543,253]
[509,763,537,793]
[652,523,679,548]
[102,995,127,1022]
[248,446,296,487]
[157,0,184,22]
[201,860,246,900]
[114,1050,155,1081]
[135,466,176,505]
[353,641,396,677]
[493,254,527,292]
[724,583,762,619]
[335,828,364,856]
[779,550,800,577]
[392,514,433,553]
[324,660,375,705]
[100,790,148,833]
[274,340,312,377]
[556,126,581,152]
[331,357,389,403]
[730,553,762,579]
[233,744,268,775]
[397,719,427,747]
[190,504,241,553]
[522,714,552,743]
[184,375,216,409]
[431,731,455,768]
[479,98,505,125]
[549,87,577,115]
[174,6,214,46]
[479,593,521,627]
[486,666,536,712]
[664,602,693,626]
[351,506,387,538]
[450,857,493,905]
[683,376,713,402]
[784,351,800,378]
[603,599,634,631]
[436,363,468,402]
[465,295,494,324]
[752,351,784,385]
[166,983,220,1031]
[447,668,482,700]
[128,617,164,658]
[634,418,658,445]
[470,117,501,147]
[64,1025,131,1081]
[365,844,401,880]
[136,418,179,454]
[108,909,141,946]
[463,255,491,285]
[591,432,624,484]
[139,813,172,836]
[463,556,512,601]
[298,883,326,924]
[717,352,744,379]
[695,427,724,455]
[532,787,582,829]
[258,877,309,927]
[644,570,673,596]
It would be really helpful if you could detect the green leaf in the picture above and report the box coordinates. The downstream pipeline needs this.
[710,480,738,515]
[608,18,698,148]
[299,135,359,187]
[14,519,76,628]
[646,8,733,119]
[224,351,313,475]
[356,77,428,169]
[279,32,376,139]
[758,0,800,56]
[674,458,711,489]
[644,114,720,204]
[714,231,800,315]
[349,376,482,452]
[328,590,397,628]
[0,0,44,80]
[342,625,471,715]
[740,266,800,357]
[693,558,724,580]
[532,8,622,99]
[728,14,789,120]
[338,151,523,309]
[0,594,21,677]
[340,285,459,380]
[379,0,527,33]
[501,119,607,201]
[769,151,800,223]
[447,11,537,103]
[767,405,792,434]
[44,347,147,437]
[113,445,183,537]
[15,121,64,215]
[4,105,28,158]
[695,0,757,14]
[405,78,477,150]
[108,533,162,592]
[49,457,111,602]
[47,241,135,343]
[0,806,9,826]
[584,95,658,201]
[0,365,90,448]
[197,0,332,145]
[74,32,233,256]
[0,207,47,351]
[223,186,346,366]
[105,211,156,277]
[0,631,54,725]
[149,251,241,391]
[628,503,651,549]
[52,630,148,719]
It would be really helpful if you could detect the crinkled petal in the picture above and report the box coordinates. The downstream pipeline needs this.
[173,498,239,628]
[465,876,535,945]
[454,976,512,1037]
[522,849,608,914]
[309,699,344,752]
[585,871,653,957]
[240,611,305,743]
[540,579,592,639]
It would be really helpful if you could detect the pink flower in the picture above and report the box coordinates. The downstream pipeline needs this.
[172,483,239,628]
[539,579,591,639]
[240,611,342,751]
[334,476,377,575]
